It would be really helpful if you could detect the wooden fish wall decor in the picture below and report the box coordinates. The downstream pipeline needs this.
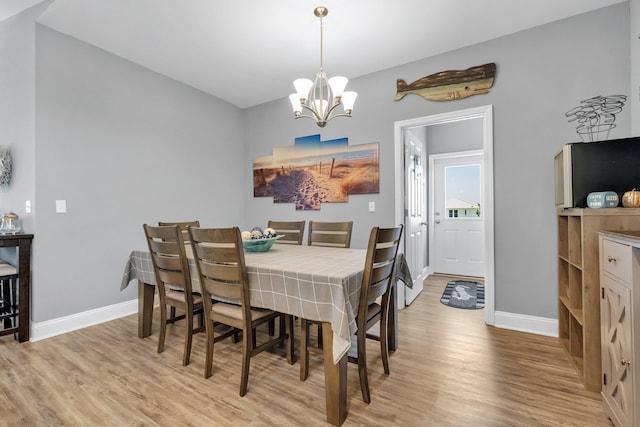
[394,63,496,102]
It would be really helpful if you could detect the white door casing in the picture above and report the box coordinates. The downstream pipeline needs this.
[404,133,426,305]
[431,152,484,277]
[394,105,495,325]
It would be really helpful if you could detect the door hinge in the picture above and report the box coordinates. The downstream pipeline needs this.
[603,373,607,386]
[602,288,605,299]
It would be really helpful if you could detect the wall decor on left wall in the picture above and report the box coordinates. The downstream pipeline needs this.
[253,134,379,211]
[0,147,12,189]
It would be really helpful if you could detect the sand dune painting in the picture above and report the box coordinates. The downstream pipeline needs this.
[253,134,379,210]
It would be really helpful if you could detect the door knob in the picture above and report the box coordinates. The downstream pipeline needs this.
[435,220,440,224]
[620,358,631,366]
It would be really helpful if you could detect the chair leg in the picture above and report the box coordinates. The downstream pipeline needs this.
[157,303,168,354]
[285,315,295,365]
[300,319,310,380]
[380,312,390,375]
[252,328,257,349]
[183,307,194,366]
[204,320,215,379]
[170,306,177,320]
[239,328,251,397]
[268,318,275,336]
[357,330,371,404]
[317,324,323,348]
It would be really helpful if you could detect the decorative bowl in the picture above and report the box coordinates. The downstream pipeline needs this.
[242,235,283,252]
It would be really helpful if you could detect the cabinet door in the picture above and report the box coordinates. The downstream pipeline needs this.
[601,274,633,427]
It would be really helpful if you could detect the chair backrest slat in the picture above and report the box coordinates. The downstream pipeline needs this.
[157,269,187,287]
[189,226,250,308]
[308,221,353,248]
[359,225,403,317]
[143,224,193,297]
[158,220,200,244]
[267,220,305,245]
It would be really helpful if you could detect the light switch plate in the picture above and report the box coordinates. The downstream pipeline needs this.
[56,199,67,213]
[25,200,31,214]
[369,201,375,212]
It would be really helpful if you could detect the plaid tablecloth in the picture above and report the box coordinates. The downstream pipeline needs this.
[121,244,366,363]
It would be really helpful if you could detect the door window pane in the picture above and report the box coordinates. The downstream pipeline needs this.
[445,164,481,219]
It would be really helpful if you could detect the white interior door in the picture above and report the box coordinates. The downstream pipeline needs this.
[403,134,426,305]
[430,152,485,277]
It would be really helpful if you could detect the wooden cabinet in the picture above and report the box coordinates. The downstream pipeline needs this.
[557,208,640,392]
[599,231,640,427]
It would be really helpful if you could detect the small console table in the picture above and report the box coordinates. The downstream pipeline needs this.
[0,233,33,342]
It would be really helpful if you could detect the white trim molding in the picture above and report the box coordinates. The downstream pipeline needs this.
[30,299,138,342]
[394,105,495,325]
[494,311,558,337]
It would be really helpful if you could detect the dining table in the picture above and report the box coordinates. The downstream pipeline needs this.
[121,242,399,426]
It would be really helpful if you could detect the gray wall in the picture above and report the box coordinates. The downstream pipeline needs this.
[0,3,633,325]
[0,2,52,233]
[632,0,640,136]
[243,4,631,319]
[32,26,245,321]
[426,118,484,155]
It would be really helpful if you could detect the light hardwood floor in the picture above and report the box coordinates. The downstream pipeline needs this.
[0,275,612,426]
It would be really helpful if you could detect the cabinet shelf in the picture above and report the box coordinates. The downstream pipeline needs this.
[558,295,570,309]
[557,208,640,392]
[570,308,583,325]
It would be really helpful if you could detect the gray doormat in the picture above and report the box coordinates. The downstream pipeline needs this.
[440,280,485,309]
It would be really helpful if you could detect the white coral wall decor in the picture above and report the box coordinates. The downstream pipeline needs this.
[0,148,13,188]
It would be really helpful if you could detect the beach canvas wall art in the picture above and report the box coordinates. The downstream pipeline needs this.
[253,134,379,210]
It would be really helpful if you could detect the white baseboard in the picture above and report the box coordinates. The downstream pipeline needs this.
[30,299,138,342]
[27,301,557,342]
[494,310,558,337]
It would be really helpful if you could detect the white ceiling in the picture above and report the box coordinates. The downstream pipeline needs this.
[3,0,627,108]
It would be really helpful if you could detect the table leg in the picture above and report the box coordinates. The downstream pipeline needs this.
[18,238,32,342]
[138,280,154,338]
[321,322,347,426]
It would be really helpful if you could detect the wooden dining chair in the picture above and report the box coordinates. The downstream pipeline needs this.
[308,221,353,248]
[267,220,305,245]
[158,220,200,243]
[300,225,403,405]
[158,221,200,320]
[143,224,204,366]
[306,220,354,343]
[265,220,305,335]
[189,226,294,396]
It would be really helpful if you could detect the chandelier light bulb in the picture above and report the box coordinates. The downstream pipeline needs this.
[341,91,358,113]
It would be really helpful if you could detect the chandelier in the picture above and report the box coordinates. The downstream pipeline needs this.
[289,6,357,128]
